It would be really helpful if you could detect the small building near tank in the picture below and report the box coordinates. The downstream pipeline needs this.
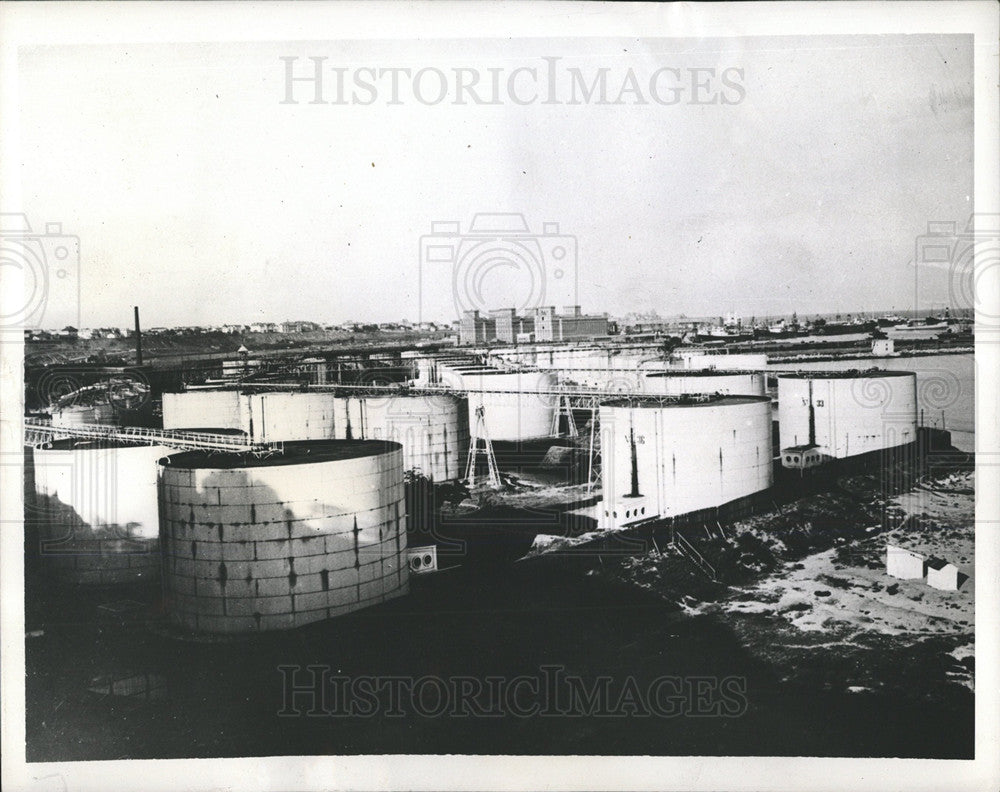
[926,557,961,591]
[871,337,895,357]
[886,544,925,579]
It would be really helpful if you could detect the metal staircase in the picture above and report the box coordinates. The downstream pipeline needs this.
[670,529,720,582]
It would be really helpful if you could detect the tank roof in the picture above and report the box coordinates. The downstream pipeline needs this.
[159,439,402,469]
[172,427,248,435]
[458,369,547,377]
[600,394,770,408]
[778,369,914,379]
[645,369,759,378]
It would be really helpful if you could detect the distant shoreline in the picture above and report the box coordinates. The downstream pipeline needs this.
[767,346,974,365]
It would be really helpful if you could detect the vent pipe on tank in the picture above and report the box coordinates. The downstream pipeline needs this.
[628,417,641,498]
[808,379,816,446]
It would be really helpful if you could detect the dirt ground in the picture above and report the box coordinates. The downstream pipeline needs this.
[722,475,973,628]
[720,471,974,694]
[586,470,976,700]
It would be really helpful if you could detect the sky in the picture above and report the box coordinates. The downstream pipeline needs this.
[15,34,974,328]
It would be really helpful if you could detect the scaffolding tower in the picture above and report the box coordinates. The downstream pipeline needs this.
[585,403,599,492]
[464,405,502,489]
[549,392,579,438]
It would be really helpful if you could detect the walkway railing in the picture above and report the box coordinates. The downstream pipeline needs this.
[23,418,266,452]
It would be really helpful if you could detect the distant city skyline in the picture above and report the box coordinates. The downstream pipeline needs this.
[29,302,970,333]
[15,35,973,329]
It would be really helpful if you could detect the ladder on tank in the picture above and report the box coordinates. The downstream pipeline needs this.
[464,405,502,489]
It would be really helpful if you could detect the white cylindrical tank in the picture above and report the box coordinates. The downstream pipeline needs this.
[522,348,672,392]
[359,394,469,481]
[644,371,766,397]
[51,404,115,427]
[777,370,917,459]
[560,366,644,392]
[158,440,409,634]
[162,390,245,431]
[461,369,558,442]
[402,351,432,384]
[32,439,172,584]
[434,357,481,374]
[341,395,469,480]
[400,350,421,367]
[240,392,468,481]
[674,351,768,371]
[441,368,490,390]
[244,391,342,443]
[435,361,485,388]
[599,395,773,531]
[440,365,493,385]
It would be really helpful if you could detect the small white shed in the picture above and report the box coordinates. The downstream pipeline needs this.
[926,557,961,591]
[886,544,925,579]
[872,338,895,356]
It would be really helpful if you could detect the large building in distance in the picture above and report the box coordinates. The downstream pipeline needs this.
[489,308,536,343]
[532,306,609,342]
[459,311,498,345]
[460,305,608,345]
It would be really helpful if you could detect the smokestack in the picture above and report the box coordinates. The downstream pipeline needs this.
[133,305,143,365]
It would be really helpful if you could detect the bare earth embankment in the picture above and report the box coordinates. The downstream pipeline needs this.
[597,471,975,701]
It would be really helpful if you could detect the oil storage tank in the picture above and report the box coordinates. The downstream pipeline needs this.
[555,357,642,391]
[674,351,768,371]
[599,395,773,531]
[51,403,115,427]
[360,394,469,481]
[402,350,437,385]
[238,391,468,481]
[460,369,558,442]
[162,390,245,432]
[326,394,468,481]
[31,439,172,585]
[777,370,917,466]
[437,364,494,389]
[158,440,408,634]
[244,391,343,443]
[644,370,766,397]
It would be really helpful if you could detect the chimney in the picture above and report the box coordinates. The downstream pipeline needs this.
[133,306,143,365]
